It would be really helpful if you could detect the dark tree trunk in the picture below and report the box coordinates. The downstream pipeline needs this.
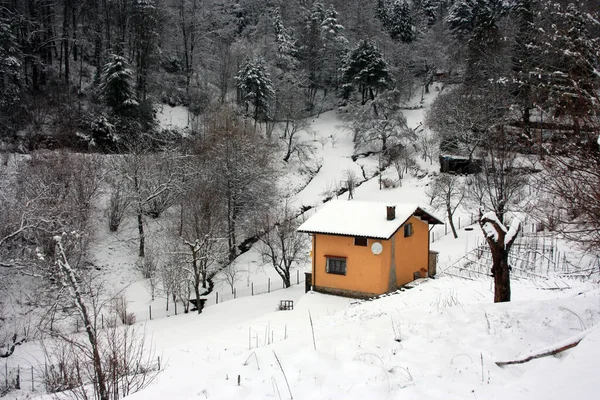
[137,211,145,257]
[493,252,511,303]
[192,249,202,314]
[62,0,70,83]
[447,205,458,239]
[479,211,520,303]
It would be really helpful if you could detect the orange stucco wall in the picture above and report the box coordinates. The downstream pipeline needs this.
[393,215,430,286]
[312,233,391,296]
[311,215,430,297]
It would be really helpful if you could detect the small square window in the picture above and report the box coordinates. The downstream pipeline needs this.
[354,237,368,246]
[404,223,413,237]
[326,257,347,275]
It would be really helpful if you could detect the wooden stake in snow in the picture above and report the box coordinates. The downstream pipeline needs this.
[273,351,293,400]
[308,310,316,350]
[495,327,594,366]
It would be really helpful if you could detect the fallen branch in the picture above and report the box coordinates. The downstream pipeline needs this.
[495,327,596,366]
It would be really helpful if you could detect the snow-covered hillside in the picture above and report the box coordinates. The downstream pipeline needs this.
[5,89,600,400]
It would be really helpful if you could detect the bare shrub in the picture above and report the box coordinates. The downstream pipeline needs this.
[381,178,397,189]
[106,180,130,232]
[125,312,136,326]
[43,324,159,400]
[137,248,160,301]
[111,294,129,325]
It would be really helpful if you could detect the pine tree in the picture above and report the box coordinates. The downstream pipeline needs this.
[388,0,417,43]
[422,0,438,26]
[320,5,349,88]
[376,0,391,28]
[235,58,275,123]
[99,55,138,113]
[536,1,599,140]
[446,0,507,84]
[298,3,326,109]
[272,6,298,70]
[0,17,22,110]
[510,0,538,139]
[341,40,392,105]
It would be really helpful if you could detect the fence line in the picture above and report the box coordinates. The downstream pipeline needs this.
[139,270,306,323]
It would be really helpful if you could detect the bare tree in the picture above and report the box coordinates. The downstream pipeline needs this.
[388,144,417,186]
[426,86,507,160]
[536,142,600,253]
[47,237,160,399]
[428,174,466,238]
[467,140,528,225]
[117,147,186,257]
[346,90,414,154]
[54,236,110,400]
[416,127,439,165]
[106,175,131,232]
[255,203,308,288]
[203,106,277,261]
[344,169,358,200]
[221,263,241,295]
[479,211,521,303]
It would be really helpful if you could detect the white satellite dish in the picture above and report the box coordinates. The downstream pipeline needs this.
[371,242,383,255]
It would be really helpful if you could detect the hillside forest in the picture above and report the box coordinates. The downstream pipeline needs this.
[0,1,599,398]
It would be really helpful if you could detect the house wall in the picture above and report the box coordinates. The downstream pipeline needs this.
[312,233,391,297]
[393,215,430,286]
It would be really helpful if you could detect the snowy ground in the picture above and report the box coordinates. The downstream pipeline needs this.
[4,86,600,399]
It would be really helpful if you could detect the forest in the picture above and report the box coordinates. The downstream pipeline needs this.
[0,0,599,398]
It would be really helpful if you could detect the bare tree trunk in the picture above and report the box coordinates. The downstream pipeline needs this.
[479,211,520,303]
[447,204,458,239]
[137,210,145,257]
[55,241,109,400]
[492,251,511,303]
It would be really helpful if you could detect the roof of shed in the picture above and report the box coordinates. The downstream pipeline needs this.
[297,200,443,239]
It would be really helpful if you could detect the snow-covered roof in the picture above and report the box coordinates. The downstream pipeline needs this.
[297,200,443,239]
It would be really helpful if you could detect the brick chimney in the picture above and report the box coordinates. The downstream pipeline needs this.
[386,206,396,221]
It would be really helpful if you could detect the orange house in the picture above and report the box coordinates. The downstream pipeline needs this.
[298,200,443,298]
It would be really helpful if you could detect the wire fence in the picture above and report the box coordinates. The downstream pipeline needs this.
[140,269,307,322]
[1,354,163,396]
[201,270,306,308]
[440,226,600,285]
[0,271,306,396]
[430,213,478,243]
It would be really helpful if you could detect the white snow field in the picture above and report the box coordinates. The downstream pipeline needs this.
[5,87,600,399]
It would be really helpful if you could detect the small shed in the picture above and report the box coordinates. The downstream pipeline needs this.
[439,155,482,174]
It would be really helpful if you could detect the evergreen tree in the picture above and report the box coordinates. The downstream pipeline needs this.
[235,58,275,122]
[446,0,507,84]
[130,0,161,101]
[536,1,599,139]
[298,3,326,109]
[422,0,438,26]
[341,40,392,105]
[376,0,391,28]
[272,6,298,70]
[99,55,138,113]
[388,0,417,43]
[0,17,22,110]
[510,0,538,139]
[320,5,349,88]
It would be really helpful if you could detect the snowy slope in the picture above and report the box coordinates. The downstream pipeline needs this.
[5,87,600,400]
